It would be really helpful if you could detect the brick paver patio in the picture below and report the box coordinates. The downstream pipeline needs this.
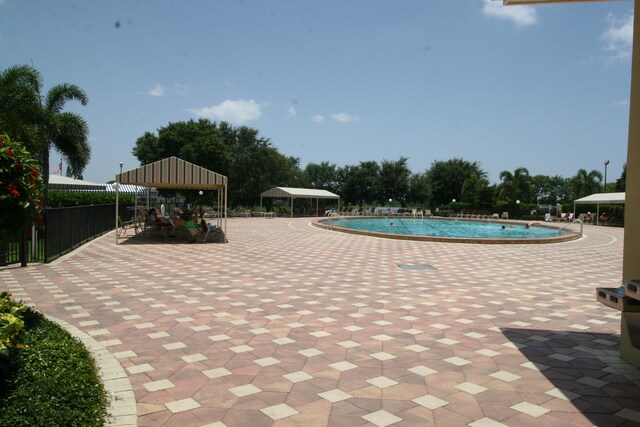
[2,217,640,426]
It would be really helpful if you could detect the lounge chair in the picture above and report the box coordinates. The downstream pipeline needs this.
[117,215,139,237]
[502,212,509,220]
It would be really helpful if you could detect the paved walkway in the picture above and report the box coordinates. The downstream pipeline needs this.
[2,218,640,427]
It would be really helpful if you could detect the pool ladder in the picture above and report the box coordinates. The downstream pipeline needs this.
[328,212,348,221]
[558,218,584,237]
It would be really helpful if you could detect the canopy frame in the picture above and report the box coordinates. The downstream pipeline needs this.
[114,157,228,243]
[574,192,625,226]
[260,187,340,218]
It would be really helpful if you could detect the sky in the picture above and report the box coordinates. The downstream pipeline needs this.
[0,0,635,185]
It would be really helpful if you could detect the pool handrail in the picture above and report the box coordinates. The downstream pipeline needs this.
[558,218,583,238]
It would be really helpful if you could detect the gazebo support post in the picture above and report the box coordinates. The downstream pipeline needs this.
[115,179,119,244]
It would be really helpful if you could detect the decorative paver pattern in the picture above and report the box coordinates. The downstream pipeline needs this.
[2,218,640,426]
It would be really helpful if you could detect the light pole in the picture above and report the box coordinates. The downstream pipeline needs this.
[604,160,609,192]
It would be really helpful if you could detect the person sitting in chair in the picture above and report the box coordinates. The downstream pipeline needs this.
[148,208,172,229]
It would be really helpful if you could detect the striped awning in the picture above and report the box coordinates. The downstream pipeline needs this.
[104,183,148,195]
[115,157,227,190]
[261,187,339,199]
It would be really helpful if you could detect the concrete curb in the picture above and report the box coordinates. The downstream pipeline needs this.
[48,316,137,426]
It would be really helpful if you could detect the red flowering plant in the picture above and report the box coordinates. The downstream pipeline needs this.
[0,133,44,242]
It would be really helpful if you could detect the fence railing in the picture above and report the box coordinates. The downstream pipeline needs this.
[0,203,134,266]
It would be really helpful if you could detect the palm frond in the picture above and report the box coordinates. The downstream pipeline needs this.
[45,83,88,114]
[51,112,90,176]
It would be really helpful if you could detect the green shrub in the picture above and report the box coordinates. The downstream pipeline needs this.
[0,134,45,241]
[0,308,107,426]
[47,191,134,207]
[0,293,26,358]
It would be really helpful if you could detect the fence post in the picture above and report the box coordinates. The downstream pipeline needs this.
[20,231,27,267]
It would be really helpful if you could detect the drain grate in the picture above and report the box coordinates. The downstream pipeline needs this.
[397,264,436,271]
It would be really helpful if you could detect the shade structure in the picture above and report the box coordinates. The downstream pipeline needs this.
[574,192,625,226]
[504,0,606,4]
[48,175,106,191]
[260,187,340,218]
[574,192,625,205]
[114,157,228,243]
[104,183,147,196]
[115,156,227,190]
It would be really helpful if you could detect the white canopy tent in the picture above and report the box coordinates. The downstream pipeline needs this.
[114,157,228,243]
[574,192,625,225]
[260,187,340,218]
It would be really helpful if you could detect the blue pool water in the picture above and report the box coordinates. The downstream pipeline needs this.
[322,218,567,239]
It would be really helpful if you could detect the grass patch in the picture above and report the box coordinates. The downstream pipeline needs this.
[0,308,107,426]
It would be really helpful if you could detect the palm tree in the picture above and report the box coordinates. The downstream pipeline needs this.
[570,169,602,199]
[0,65,89,204]
[498,167,532,203]
[0,65,42,144]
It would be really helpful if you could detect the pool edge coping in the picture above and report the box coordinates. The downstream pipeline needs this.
[312,216,581,244]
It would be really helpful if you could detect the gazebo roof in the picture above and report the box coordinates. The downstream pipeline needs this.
[48,175,106,191]
[574,192,625,205]
[116,157,227,190]
[260,187,339,199]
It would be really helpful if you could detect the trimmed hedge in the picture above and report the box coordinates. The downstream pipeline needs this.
[48,191,134,208]
[0,308,107,426]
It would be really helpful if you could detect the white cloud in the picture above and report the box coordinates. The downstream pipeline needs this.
[188,99,263,124]
[287,106,297,117]
[149,83,165,97]
[610,99,630,108]
[331,112,359,123]
[173,83,188,96]
[311,114,325,123]
[602,11,633,60]
[482,0,537,28]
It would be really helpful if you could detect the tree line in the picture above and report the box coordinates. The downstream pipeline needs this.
[1,64,625,212]
[133,119,626,211]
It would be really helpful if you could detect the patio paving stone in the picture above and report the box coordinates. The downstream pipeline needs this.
[1,217,638,426]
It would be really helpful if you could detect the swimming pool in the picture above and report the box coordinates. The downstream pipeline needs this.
[314,217,580,244]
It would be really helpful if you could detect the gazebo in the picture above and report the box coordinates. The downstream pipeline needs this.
[574,192,625,226]
[114,157,228,242]
[260,187,340,218]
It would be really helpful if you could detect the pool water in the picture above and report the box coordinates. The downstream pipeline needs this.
[322,218,566,239]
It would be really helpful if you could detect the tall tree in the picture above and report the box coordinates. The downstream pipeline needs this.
[379,157,411,206]
[340,161,381,207]
[0,65,90,204]
[498,167,532,203]
[305,161,339,193]
[407,172,431,207]
[615,164,626,192]
[425,158,487,207]
[570,169,603,199]
[133,119,300,207]
[0,65,41,144]
[461,173,492,208]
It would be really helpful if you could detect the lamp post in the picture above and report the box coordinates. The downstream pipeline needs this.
[604,160,609,192]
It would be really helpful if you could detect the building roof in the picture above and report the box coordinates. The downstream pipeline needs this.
[116,156,227,190]
[48,174,106,191]
[574,192,625,205]
[260,187,340,199]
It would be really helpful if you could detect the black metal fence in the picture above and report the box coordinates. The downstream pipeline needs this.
[0,203,134,266]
